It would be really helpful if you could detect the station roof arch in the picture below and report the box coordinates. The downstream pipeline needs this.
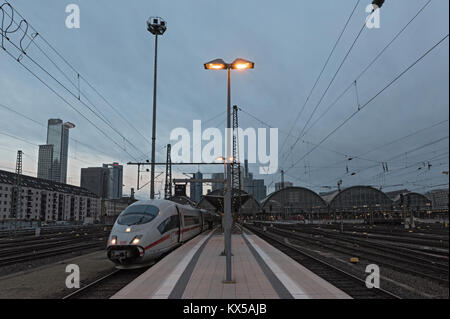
[261,186,328,213]
[328,186,393,210]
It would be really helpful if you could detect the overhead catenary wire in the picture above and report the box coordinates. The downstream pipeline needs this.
[0,130,100,167]
[329,143,449,190]
[1,46,141,161]
[358,149,449,185]
[6,41,147,159]
[305,119,448,176]
[0,102,118,160]
[239,106,382,165]
[285,9,369,162]
[279,0,361,156]
[300,0,433,140]
[0,3,149,160]
[285,33,449,174]
[0,8,144,161]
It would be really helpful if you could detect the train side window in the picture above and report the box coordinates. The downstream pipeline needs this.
[170,215,180,230]
[184,215,200,226]
[158,215,179,234]
[157,217,171,234]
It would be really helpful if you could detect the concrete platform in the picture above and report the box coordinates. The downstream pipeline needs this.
[112,228,351,299]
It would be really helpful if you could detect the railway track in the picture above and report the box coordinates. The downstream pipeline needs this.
[0,240,106,267]
[0,234,108,256]
[265,225,448,285]
[274,226,449,263]
[62,267,150,299]
[244,225,401,299]
[0,225,111,239]
[0,226,111,267]
[271,223,449,249]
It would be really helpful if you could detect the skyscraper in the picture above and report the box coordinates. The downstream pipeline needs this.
[103,163,123,199]
[37,145,53,181]
[80,167,110,198]
[190,171,203,203]
[242,159,267,201]
[211,173,225,192]
[37,119,75,183]
[80,163,123,199]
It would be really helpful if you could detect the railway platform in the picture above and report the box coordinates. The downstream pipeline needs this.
[111,227,351,299]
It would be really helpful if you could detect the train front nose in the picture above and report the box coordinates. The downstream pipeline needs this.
[107,202,160,267]
[107,245,144,265]
[107,226,145,265]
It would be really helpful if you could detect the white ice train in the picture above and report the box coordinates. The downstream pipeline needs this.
[107,199,220,268]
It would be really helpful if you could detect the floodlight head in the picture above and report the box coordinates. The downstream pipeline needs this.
[372,0,385,10]
[231,58,254,70]
[204,59,228,70]
[147,16,167,35]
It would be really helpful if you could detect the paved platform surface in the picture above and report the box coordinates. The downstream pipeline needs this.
[0,251,115,299]
[112,228,351,299]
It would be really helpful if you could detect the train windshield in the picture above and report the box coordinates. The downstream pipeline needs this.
[117,205,159,226]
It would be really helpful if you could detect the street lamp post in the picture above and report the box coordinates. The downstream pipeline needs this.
[147,17,167,200]
[205,58,254,283]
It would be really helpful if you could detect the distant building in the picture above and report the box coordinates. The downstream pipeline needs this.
[103,163,123,199]
[37,144,54,180]
[37,119,75,184]
[275,181,293,191]
[242,160,267,201]
[102,196,137,225]
[189,171,203,203]
[209,161,266,201]
[80,167,109,198]
[211,173,225,192]
[80,163,123,200]
[0,169,100,222]
[250,179,267,202]
[425,189,449,210]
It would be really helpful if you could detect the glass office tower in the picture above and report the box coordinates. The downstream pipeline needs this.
[103,163,123,199]
[190,171,203,203]
[37,119,75,184]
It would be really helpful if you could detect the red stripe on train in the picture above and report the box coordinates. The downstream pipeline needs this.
[144,234,171,250]
[144,225,201,251]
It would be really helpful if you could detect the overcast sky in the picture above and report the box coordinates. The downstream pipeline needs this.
[0,0,448,199]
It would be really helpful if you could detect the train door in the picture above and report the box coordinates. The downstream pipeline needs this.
[176,206,182,243]
[200,211,204,232]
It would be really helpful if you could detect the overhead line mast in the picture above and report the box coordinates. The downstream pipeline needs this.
[11,150,23,220]
[231,105,242,216]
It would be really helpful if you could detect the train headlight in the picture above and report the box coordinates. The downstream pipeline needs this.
[131,235,142,245]
[110,236,117,245]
